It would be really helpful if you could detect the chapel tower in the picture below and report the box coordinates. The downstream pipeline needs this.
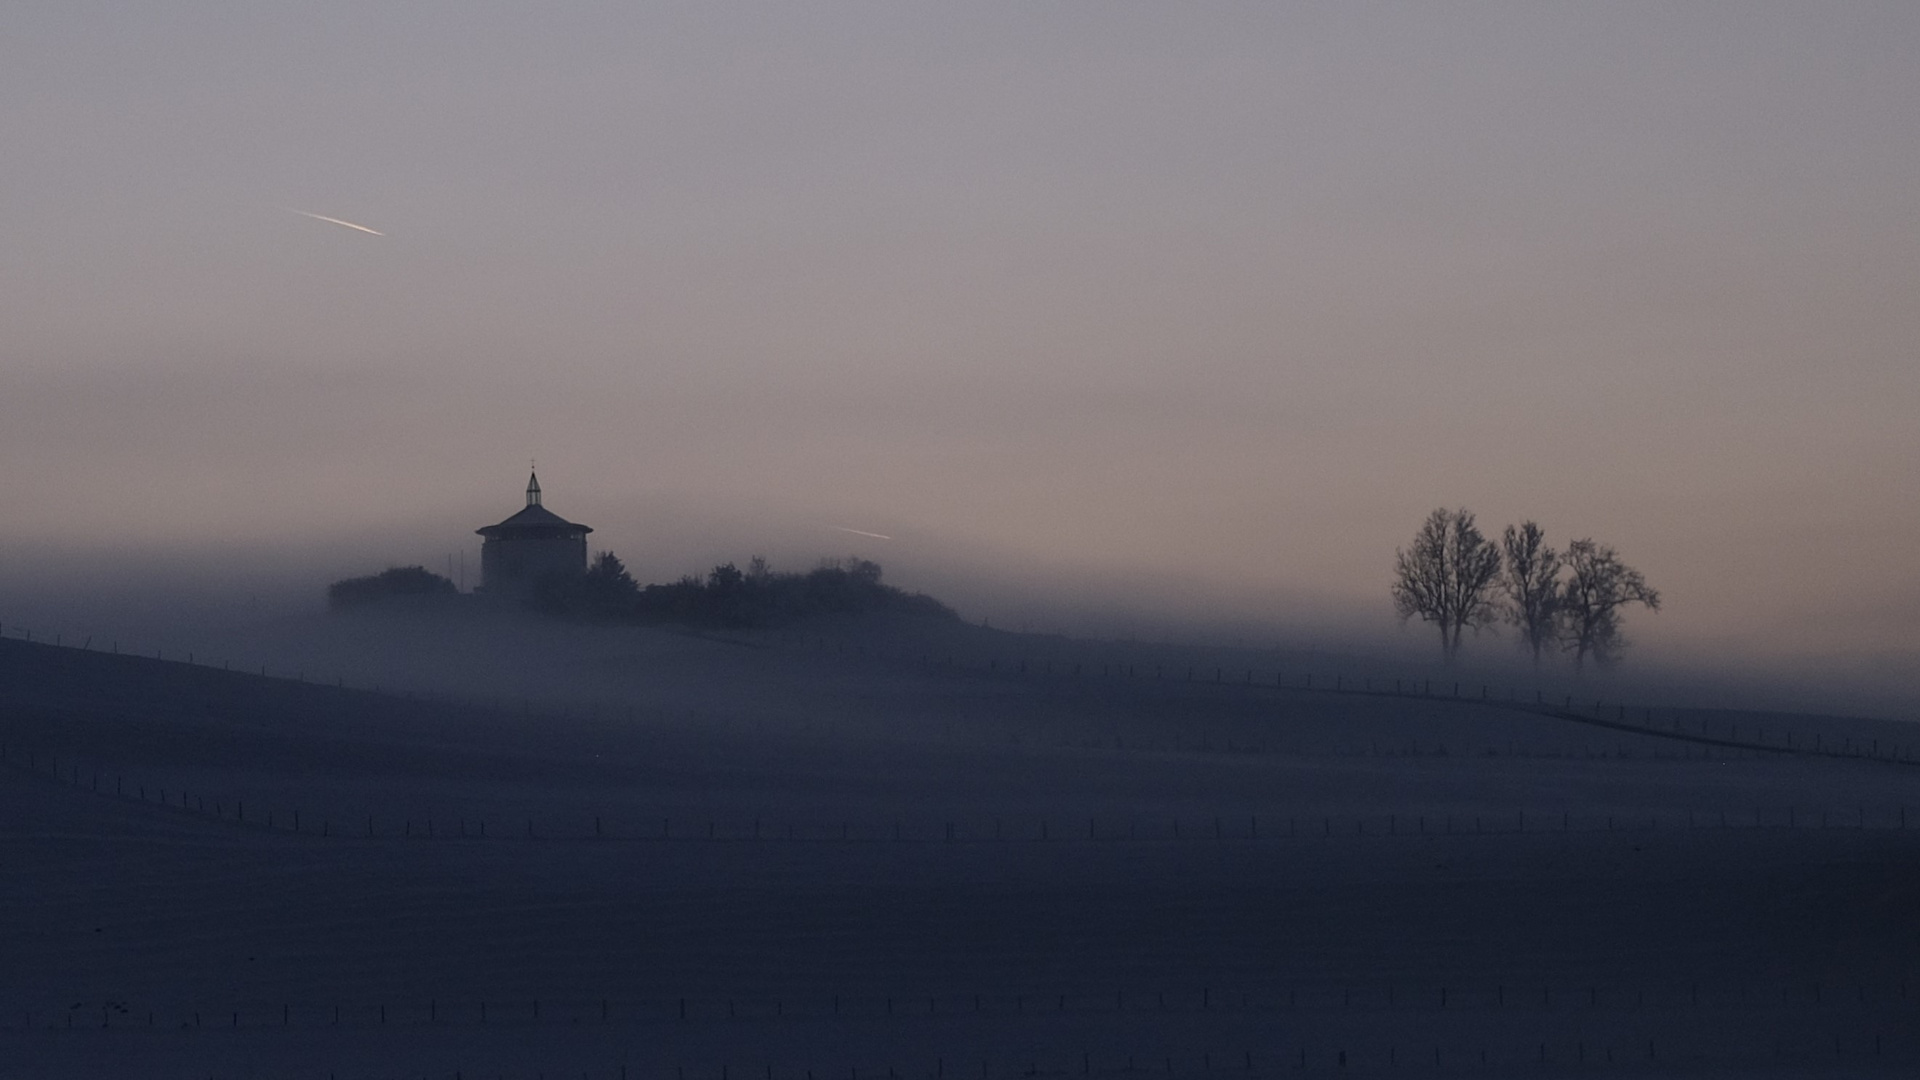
[475,471,592,598]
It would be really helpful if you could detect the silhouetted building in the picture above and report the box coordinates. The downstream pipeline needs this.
[476,472,592,598]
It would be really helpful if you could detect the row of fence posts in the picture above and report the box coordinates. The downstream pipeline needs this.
[637,1033,1898,1079]
[0,1039,1904,1080]
[11,1010,1907,1073]
[5,742,1917,844]
[3,1041,1908,1076]
[17,975,1913,1031]
[5,739,1918,844]
[4,622,1914,770]
[794,634,1917,768]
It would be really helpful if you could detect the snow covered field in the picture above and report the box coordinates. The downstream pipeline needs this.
[1,619,1916,1078]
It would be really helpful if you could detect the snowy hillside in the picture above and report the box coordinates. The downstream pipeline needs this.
[2,621,1916,1078]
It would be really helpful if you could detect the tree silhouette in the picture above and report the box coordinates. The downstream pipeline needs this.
[580,551,640,615]
[1391,508,1503,662]
[624,555,955,628]
[326,566,456,610]
[707,562,745,595]
[1560,539,1660,670]
[1500,521,1562,666]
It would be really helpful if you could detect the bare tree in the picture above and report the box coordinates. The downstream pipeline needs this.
[1500,521,1562,666]
[1392,508,1503,662]
[1560,539,1660,670]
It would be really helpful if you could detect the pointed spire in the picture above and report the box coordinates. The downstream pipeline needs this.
[526,470,542,507]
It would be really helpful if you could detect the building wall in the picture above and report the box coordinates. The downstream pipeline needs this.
[479,534,588,597]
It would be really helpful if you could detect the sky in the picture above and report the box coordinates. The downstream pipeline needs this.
[2,3,1917,674]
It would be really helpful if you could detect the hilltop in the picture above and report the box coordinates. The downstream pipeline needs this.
[1,624,1917,1076]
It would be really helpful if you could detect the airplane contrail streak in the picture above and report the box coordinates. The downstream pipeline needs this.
[832,527,893,541]
[288,209,385,236]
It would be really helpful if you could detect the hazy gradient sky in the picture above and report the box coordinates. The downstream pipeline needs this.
[3,3,1917,664]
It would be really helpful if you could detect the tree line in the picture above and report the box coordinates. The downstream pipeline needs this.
[327,555,958,630]
[325,566,456,608]
[549,552,958,628]
[1391,508,1658,668]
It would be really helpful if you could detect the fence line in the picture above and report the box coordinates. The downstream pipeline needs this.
[9,974,1913,1032]
[8,996,1913,1077]
[783,632,1919,768]
[3,1038,1911,1080]
[4,737,1915,848]
[3,622,1912,772]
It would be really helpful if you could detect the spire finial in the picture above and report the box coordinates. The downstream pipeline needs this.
[526,466,542,507]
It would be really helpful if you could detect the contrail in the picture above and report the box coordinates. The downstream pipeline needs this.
[832,527,892,541]
[288,209,385,236]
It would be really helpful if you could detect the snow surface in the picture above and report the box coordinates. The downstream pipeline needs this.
[1,619,1916,1078]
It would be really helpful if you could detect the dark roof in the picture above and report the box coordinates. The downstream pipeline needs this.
[476,502,593,538]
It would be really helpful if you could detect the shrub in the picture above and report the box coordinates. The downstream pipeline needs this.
[621,555,956,628]
[326,566,458,610]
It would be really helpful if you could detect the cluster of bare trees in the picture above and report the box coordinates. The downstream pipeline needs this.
[1391,508,1659,669]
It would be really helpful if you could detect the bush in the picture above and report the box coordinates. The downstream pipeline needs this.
[532,551,641,618]
[617,556,957,629]
[326,566,458,610]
